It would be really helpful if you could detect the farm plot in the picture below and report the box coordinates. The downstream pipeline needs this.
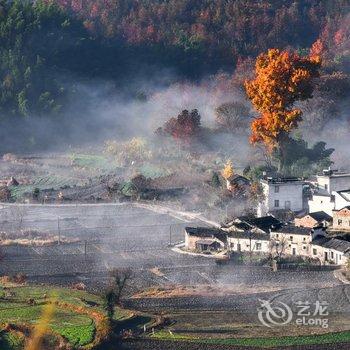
[0,284,135,349]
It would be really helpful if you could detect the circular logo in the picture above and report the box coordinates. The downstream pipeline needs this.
[257,299,293,328]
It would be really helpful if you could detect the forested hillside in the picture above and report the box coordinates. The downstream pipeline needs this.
[0,0,349,151]
[48,0,349,70]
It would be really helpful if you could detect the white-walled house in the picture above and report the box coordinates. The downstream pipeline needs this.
[308,192,335,216]
[257,177,304,217]
[315,170,350,193]
[308,170,350,215]
[333,190,350,211]
[311,237,350,265]
[227,231,270,254]
[270,225,313,257]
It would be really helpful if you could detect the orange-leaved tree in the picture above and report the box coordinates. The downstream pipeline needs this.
[244,49,321,172]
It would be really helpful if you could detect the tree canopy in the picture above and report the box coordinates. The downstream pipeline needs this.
[244,49,321,171]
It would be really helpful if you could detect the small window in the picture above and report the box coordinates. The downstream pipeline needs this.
[230,243,234,248]
[276,234,279,239]
[274,185,279,193]
[256,243,262,251]
[331,251,334,259]
[290,236,293,241]
[325,184,328,191]
[338,219,343,225]
[303,237,306,241]
[274,200,280,208]
[303,246,306,250]
[313,248,317,255]
[289,244,291,247]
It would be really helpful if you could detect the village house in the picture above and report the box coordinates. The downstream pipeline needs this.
[332,206,350,232]
[270,225,313,257]
[227,231,270,254]
[308,192,335,216]
[295,211,332,229]
[308,169,350,215]
[184,227,227,252]
[333,190,350,210]
[225,174,250,192]
[257,177,304,217]
[311,237,350,265]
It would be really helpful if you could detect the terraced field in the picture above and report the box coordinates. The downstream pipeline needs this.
[0,285,110,349]
[0,203,349,349]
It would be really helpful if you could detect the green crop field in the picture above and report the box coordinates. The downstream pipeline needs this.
[69,154,117,172]
[152,330,350,348]
[9,175,83,201]
[0,284,133,349]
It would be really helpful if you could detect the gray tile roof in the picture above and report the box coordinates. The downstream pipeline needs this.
[274,225,312,235]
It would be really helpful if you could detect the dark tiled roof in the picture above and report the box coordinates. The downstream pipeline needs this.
[185,227,227,242]
[334,206,350,211]
[326,239,350,252]
[261,177,302,184]
[274,225,312,235]
[221,221,251,231]
[313,237,350,253]
[308,211,332,222]
[238,215,282,233]
[227,174,250,183]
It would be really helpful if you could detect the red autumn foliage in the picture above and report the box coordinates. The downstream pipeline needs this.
[156,109,201,141]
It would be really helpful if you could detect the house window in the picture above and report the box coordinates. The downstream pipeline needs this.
[274,186,279,193]
[331,251,334,259]
[230,243,234,248]
[274,200,280,208]
[338,219,343,225]
[313,248,317,255]
[303,237,306,241]
[290,236,293,241]
[325,184,328,191]
[285,201,291,210]
[256,243,262,251]
[276,234,279,239]
[303,246,306,250]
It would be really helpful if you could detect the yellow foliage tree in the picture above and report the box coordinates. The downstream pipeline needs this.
[222,160,234,180]
[244,49,321,171]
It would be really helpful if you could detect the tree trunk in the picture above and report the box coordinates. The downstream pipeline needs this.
[276,133,288,175]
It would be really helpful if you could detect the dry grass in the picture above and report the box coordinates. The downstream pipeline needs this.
[0,230,79,246]
[132,284,284,299]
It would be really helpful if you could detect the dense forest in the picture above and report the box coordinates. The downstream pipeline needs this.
[0,0,349,151]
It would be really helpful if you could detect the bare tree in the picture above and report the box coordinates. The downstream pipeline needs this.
[269,236,288,260]
[103,268,133,322]
[215,102,250,131]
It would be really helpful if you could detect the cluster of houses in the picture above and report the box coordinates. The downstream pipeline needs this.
[185,168,350,266]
